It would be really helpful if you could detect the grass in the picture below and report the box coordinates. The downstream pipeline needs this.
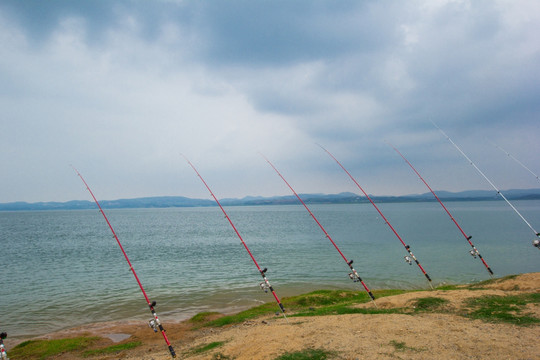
[204,302,281,327]
[465,274,519,290]
[293,303,402,317]
[435,284,460,291]
[189,311,222,324]
[212,352,233,359]
[433,274,521,291]
[9,336,99,359]
[389,340,425,353]
[198,289,410,327]
[464,293,540,325]
[82,341,142,357]
[412,297,449,312]
[274,348,337,360]
[389,340,408,351]
[286,289,368,307]
[188,341,226,355]
[10,337,143,359]
[279,289,408,318]
[12,275,537,359]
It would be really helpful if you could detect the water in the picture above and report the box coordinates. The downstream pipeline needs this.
[1,201,539,338]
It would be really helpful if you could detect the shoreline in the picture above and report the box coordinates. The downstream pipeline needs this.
[4,272,540,359]
[5,279,444,341]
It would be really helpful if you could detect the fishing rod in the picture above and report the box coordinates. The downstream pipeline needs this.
[432,123,540,250]
[316,145,434,289]
[387,141,494,276]
[260,154,377,303]
[181,155,287,319]
[0,332,8,360]
[72,166,176,358]
[493,143,540,184]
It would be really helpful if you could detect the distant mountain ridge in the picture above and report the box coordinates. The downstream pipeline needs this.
[1,188,540,211]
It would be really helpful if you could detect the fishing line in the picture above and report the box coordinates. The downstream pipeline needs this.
[316,145,434,289]
[260,154,377,304]
[72,166,177,358]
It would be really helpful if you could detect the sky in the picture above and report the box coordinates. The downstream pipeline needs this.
[1,0,539,203]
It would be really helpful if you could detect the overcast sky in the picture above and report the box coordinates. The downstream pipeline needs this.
[1,0,539,203]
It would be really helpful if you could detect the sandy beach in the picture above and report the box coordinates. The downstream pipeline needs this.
[8,273,540,359]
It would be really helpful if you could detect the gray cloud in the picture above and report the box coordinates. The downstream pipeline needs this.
[1,0,539,203]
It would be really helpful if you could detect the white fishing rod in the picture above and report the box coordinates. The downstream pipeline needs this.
[493,143,540,184]
[433,122,540,249]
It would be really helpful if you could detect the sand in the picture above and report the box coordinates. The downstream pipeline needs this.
[8,273,540,359]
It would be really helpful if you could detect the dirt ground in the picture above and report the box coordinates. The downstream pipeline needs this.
[10,273,540,359]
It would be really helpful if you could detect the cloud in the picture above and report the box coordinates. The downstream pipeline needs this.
[1,0,539,202]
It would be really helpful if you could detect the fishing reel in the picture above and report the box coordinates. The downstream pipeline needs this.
[259,281,270,293]
[347,260,361,282]
[0,332,7,360]
[259,267,271,293]
[348,271,361,283]
[148,318,160,333]
[533,239,540,249]
[469,248,479,258]
[404,255,412,265]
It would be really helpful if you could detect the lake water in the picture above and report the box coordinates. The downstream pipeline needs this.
[1,201,539,338]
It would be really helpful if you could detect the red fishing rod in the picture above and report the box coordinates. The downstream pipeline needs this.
[317,145,434,289]
[261,154,376,303]
[72,166,176,358]
[181,156,287,319]
[387,142,494,276]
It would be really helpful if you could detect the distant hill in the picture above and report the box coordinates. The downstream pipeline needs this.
[0,196,214,211]
[1,189,539,211]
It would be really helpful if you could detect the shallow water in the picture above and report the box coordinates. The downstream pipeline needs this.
[1,201,539,337]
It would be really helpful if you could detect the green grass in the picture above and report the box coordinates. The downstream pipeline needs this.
[285,289,368,307]
[465,274,520,290]
[434,275,522,291]
[293,303,402,317]
[389,340,408,351]
[189,311,222,323]
[412,297,449,312]
[274,348,336,360]
[197,289,411,327]
[464,293,540,325]
[10,276,538,360]
[389,340,425,352]
[204,302,281,327]
[435,284,460,291]
[288,289,409,317]
[10,337,99,360]
[193,289,417,327]
[211,352,233,359]
[82,341,142,357]
[188,341,226,355]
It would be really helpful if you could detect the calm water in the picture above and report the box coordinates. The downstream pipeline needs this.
[1,201,539,338]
